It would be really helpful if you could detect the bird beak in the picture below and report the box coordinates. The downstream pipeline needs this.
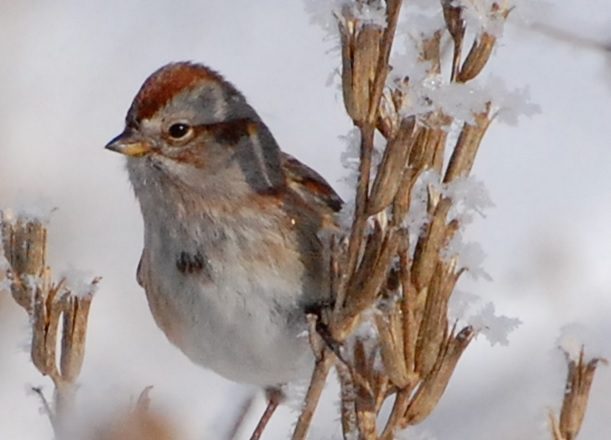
[105,132,152,157]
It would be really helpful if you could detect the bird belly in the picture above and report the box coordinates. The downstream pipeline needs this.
[143,240,314,387]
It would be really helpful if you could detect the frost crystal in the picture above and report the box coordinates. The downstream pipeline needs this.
[450,293,521,345]
[405,172,493,269]
[443,233,491,280]
[469,302,521,346]
[391,31,540,127]
[444,175,495,223]
[337,128,387,232]
[448,289,480,322]
[397,76,490,126]
[339,128,362,189]
[303,0,345,35]
[283,380,310,413]
[1,204,56,226]
[453,0,506,37]
[337,128,361,231]
[486,76,541,126]
[61,268,99,299]
[344,311,383,372]
[397,74,540,128]
[304,0,386,33]
[348,2,387,28]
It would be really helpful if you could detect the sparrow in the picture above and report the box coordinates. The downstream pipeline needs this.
[105,62,341,437]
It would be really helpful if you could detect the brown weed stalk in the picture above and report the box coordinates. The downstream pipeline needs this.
[292,1,511,439]
[0,212,99,436]
[1,212,181,440]
[549,348,607,440]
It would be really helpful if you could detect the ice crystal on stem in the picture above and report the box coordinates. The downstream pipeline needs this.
[468,302,521,346]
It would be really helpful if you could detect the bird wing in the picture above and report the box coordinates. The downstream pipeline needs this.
[281,152,343,215]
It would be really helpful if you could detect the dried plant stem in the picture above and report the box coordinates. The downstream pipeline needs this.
[344,123,375,283]
[291,350,334,440]
[366,0,402,123]
[380,390,410,440]
[337,362,359,440]
[342,0,403,292]
[549,348,607,440]
[294,1,513,437]
[442,0,466,82]
[1,213,99,438]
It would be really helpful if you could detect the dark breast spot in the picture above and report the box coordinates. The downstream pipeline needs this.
[176,251,206,274]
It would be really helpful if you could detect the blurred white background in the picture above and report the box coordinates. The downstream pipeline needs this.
[1,1,610,439]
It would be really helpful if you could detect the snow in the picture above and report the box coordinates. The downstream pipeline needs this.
[405,172,494,273]
[391,8,541,128]
[444,233,491,280]
[453,0,507,38]
[337,128,361,231]
[486,76,541,125]
[304,0,387,32]
[429,82,491,125]
[448,289,480,322]
[444,176,494,223]
[60,268,100,299]
[338,128,362,192]
[343,311,383,372]
[283,380,309,413]
[449,290,521,347]
[468,302,522,346]
[0,204,56,226]
[347,2,387,28]
[395,73,540,127]
[303,0,345,35]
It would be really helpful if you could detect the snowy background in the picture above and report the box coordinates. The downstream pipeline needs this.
[1,1,610,439]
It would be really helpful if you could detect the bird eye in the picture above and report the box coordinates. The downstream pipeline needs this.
[168,123,192,140]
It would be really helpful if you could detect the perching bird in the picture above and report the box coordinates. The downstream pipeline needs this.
[106,62,341,439]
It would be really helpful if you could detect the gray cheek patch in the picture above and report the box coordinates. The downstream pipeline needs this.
[232,123,284,194]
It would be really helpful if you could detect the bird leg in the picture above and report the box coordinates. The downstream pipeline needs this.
[248,387,284,440]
